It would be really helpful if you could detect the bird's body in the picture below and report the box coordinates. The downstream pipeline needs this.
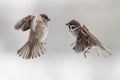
[29,21,48,42]
[15,14,50,59]
[66,20,112,57]
[69,28,79,39]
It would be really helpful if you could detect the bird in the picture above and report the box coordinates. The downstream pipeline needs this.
[15,14,50,59]
[66,20,112,57]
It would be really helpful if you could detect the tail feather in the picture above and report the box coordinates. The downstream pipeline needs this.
[100,46,112,56]
[96,45,112,57]
[18,42,28,57]
[24,45,29,59]
[36,43,41,56]
[17,40,46,59]
[22,44,29,58]
[33,46,37,58]
[38,42,45,54]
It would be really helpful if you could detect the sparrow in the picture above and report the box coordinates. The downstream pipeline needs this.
[66,20,112,57]
[15,14,50,59]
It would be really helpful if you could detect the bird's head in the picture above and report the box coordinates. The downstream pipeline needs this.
[66,20,81,32]
[40,14,50,23]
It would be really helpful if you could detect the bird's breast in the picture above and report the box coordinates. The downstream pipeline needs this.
[40,27,48,42]
[29,24,48,42]
[69,31,77,39]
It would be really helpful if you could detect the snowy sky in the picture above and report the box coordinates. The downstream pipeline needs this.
[0,0,120,80]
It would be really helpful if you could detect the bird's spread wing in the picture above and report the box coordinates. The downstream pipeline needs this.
[81,25,102,45]
[15,15,35,31]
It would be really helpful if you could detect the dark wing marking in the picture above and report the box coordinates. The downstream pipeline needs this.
[15,15,35,31]
[73,28,89,53]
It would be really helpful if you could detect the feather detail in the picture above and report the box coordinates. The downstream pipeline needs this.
[15,20,25,30]
[96,46,112,57]
[17,39,46,59]
[73,24,112,57]
[15,15,35,31]
[30,16,37,32]
[66,20,112,57]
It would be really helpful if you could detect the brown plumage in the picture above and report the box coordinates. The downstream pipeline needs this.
[15,14,50,59]
[15,15,34,31]
[66,20,112,57]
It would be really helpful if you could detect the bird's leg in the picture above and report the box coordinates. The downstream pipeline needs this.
[83,47,91,58]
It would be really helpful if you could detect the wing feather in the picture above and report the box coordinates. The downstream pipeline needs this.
[73,28,89,52]
[15,15,35,31]
[74,25,96,52]
[81,25,102,46]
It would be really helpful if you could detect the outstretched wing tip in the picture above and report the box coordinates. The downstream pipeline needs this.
[15,15,35,31]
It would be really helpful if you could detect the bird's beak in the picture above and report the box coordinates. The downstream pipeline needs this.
[47,18,50,21]
[66,23,69,26]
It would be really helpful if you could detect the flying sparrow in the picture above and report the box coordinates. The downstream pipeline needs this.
[15,14,50,59]
[66,20,112,57]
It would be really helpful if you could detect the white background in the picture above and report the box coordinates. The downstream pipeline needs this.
[0,0,120,80]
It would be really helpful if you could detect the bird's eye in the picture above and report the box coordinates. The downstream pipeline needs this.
[70,25,76,29]
[71,26,75,29]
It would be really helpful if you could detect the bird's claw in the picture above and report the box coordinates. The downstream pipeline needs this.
[83,50,89,58]
[83,47,91,58]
